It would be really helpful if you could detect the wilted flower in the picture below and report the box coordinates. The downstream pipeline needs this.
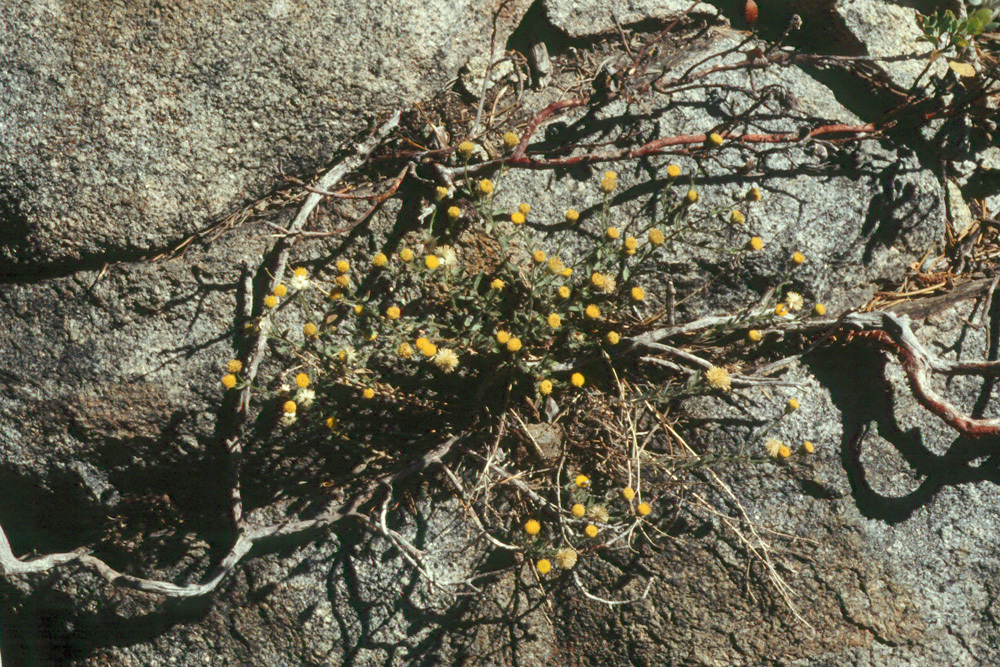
[433,348,459,373]
[555,549,578,569]
[705,366,732,391]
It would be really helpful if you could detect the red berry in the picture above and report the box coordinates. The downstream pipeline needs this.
[745,0,759,25]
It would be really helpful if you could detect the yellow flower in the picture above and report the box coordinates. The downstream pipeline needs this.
[490,278,505,290]
[708,132,724,146]
[335,274,351,288]
[802,440,815,454]
[584,524,599,538]
[524,519,541,535]
[386,306,401,320]
[547,313,561,328]
[605,227,621,241]
[748,237,764,251]
[293,267,308,279]
[565,209,580,223]
[372,253,388,267]
[792,251,806,265]
[730,210,745,225]
[398,342,414,358]
[606,331,620,345]
[575,474,589,488]
[400,248,414,262]
[421,341,438,357]
[557,286,571,299]
[506,337,522,352]
[433,348,459,373]
[283,400,297,414]
[622,486,636,501]
[222,374,237,389]
[778,445,792,458]
[273,284,288,297]
[457,141,476,159]
[227,359,243,373]
[328,289,343,301]
[571,503,586,518]
[747,329,762,342]
[495,331,510,345]
[546,257,565,275]
[786,398,800,412]
[325,416,338,429]
[571,372,585,387]
[747,187,762,201]
[630,286,645,301]
[532,250,546,264]
[600,171,617,193]
[637,502,652,516]
[425,255,439,270]
[705,366,732,391]
[814,303,827,316]
[353,304,364,315]
[336,260,350,274]
[765,438,783,458]
[648,228,665,245]
[539,379,553,395]
[434,185,449,201]
[775,303,789,317]
[503,132,519,149]
[447,206,461,221]
[584,304,601,320]
[518,203,531,215]
[536,559,551,575]
[264,295,278,309]
[362,387,375,399]
[366,330,378,341]
[303,322,318,337]
[511,212,525,225]
[561,267,572,277]
[590,272,607,289]
[666,164,681,178]
[478,179,494,195]
[555,548,578,569]
[685,189,699,204]
[296,373,310,388]
[623,236,638,254]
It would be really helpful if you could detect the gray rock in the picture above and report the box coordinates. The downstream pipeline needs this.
[543,0,717,38]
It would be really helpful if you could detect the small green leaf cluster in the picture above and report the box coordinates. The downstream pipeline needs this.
[918,8,998,50]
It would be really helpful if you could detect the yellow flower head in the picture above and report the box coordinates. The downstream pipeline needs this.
[571,372,585,388]
[325,416,338,429]
[415,336,431,352]
[303,322,318,337]
[398,342,414,358]
[425,254,440,270]
[506,337,522,353]
[372,253,388,268]
[518,203,531,215]
[748,187,762,201]
[571,503,586,518]
[328,289,343,301]
[708,132,724,146]
[555,548,578,569]
[283,400,297,414]
[557,285,571,299]
[386,306,401,320]
[222,374,237,389]
[227,359,243,373]
[264,295,278,309]
[600,171,617,193]
[685,189,699,204]
[503,132,519,149]
[532,250,546,264]
[478,179,494,195]
[606,331,620,345]
[575,474,590,488]
[630,286,645,302]
[336,260,350,274]
[547,313,561,328]
[730,210,746,225]
[584,524,599,538]
[648,228,665,245]
[434,185,449,201]
[747,329,762,342]
[786,398,800,413]
[490,278,505,290]
[666,164,681,178]
[421,341,438,357]
[605,226,620,240]
[362,387,375,400]
[524,519,541,535]
[546,257,565,275]
[457,141,476,160]
[495,331,510,345]
[748,236,764,251]
[400,248,414,262]
[622,486,636,501]
[295,373,310,388]
[273,284,288,297]
[814,303,827,316]
[447,206,461,221]
[335,274,351,288]
[623,236,638,253]
[584,304,601,320]
[536,559,551,575]
[590,272,607,289]
[802,440,815,454]
[511,212,526,225]
[637,502,652,516]
[792,251,806,265]
[539,379,553,395]
[561,267,573,277]
[353,304,364,315]
[705,366,732,391]
[778,444,792,458]
[775,303,789,317]
[565,209,580,223]
[293,267,308,279]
